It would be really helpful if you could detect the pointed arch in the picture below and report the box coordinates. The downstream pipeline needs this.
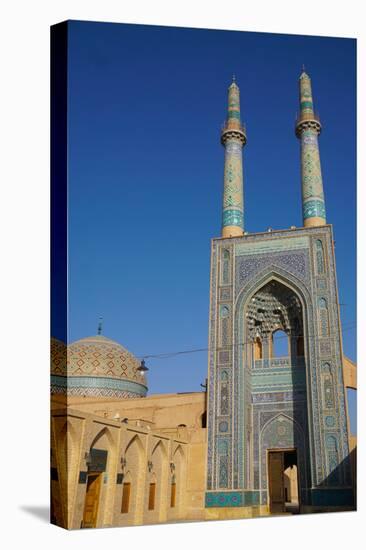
[144,439,169,520]
[90,426,114,451]
[259,412,309,492]
[120,433,145,520]
[233,265,314,491]
[234,265,315,370]
[235,267,312,317]
[260,412,305,438]
[125,433,144,456]
[173,444,184,461]
[151,439,168,459]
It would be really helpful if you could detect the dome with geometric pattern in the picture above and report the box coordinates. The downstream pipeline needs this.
[51,335,147,399]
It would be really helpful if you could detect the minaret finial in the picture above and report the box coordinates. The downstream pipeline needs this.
[302,63,306,73]
[295,72,326,227]
[97,317,103,335]
[232,73,236,83]
[220,79,247,238]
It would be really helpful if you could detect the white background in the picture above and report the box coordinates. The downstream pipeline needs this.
[0,1,364,549]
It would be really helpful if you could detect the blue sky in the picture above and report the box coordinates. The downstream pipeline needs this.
[64,21,356,430]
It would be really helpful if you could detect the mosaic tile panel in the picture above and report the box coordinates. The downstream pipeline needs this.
[297,73,326,224]
[219,287,232,301]
[236,250,309,289]
[51,374,147,397]
[221,82,245,232]
[300,130,326,222]
[218,350,230,364]
[206,226,351,504]
[205,490,260,508]
[221,249,231,285]
[316,239,325,274]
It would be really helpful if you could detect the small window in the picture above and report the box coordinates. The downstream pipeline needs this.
[297,336,304,357]
[170,482,176,508]
[253,337,262,360]
[121,482,131,513]
[148,483,156,510]
[272,330,288,357]
[201,411,207,428]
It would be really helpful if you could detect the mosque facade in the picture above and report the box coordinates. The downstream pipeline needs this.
[51,72,356,529]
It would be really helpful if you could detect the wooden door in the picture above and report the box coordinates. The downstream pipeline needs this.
[121,482,131,514]
[82,473,102,528]
[268,451,285,513]
[148,483,156,510]
[170,482,176,508]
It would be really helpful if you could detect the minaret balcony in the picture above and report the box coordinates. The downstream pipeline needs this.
[295,112,322,137]
[221,121,247,145]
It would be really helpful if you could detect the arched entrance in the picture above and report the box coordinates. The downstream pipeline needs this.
[245,279,305,366]
[169,445,185,519]
[82,427,113,528]
[121,434,144,523]
[241,276,311,508]
[261,414,307,513]
[144,440,169,523]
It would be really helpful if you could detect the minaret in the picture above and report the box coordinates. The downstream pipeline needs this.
[221,77,247,238]
[295,69,326,227]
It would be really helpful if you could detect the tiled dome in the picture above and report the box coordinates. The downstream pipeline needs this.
[51,335,147,398]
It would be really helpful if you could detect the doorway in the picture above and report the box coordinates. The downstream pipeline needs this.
[82,472,102,528]
[268,449,299,514]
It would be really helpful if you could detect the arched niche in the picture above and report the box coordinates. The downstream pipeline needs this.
[85,427,115,480]
[146,440,168,516]
[122,434,144,517]
[315,239,325,274]
[221,249,231,284]
[260,414,308,495]
[151,439,168,462]
[171,445,185,511]
[90,426,115,453]
[243,277,305,363]
[253,336,263,360]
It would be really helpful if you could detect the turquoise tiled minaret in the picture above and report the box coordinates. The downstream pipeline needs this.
[221,77,247,238]
[295,70,326,227]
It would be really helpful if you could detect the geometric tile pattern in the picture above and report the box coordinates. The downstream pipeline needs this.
[50,334,147,398]
[221,81,246,232]
[296,72,326,224]
[205,490,260,507]
[206,225,351,508]
[50,374,146,398]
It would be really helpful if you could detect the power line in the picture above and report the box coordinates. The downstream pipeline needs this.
[137,322,356,360]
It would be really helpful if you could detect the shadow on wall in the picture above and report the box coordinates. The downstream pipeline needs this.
[312,447,356,509]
